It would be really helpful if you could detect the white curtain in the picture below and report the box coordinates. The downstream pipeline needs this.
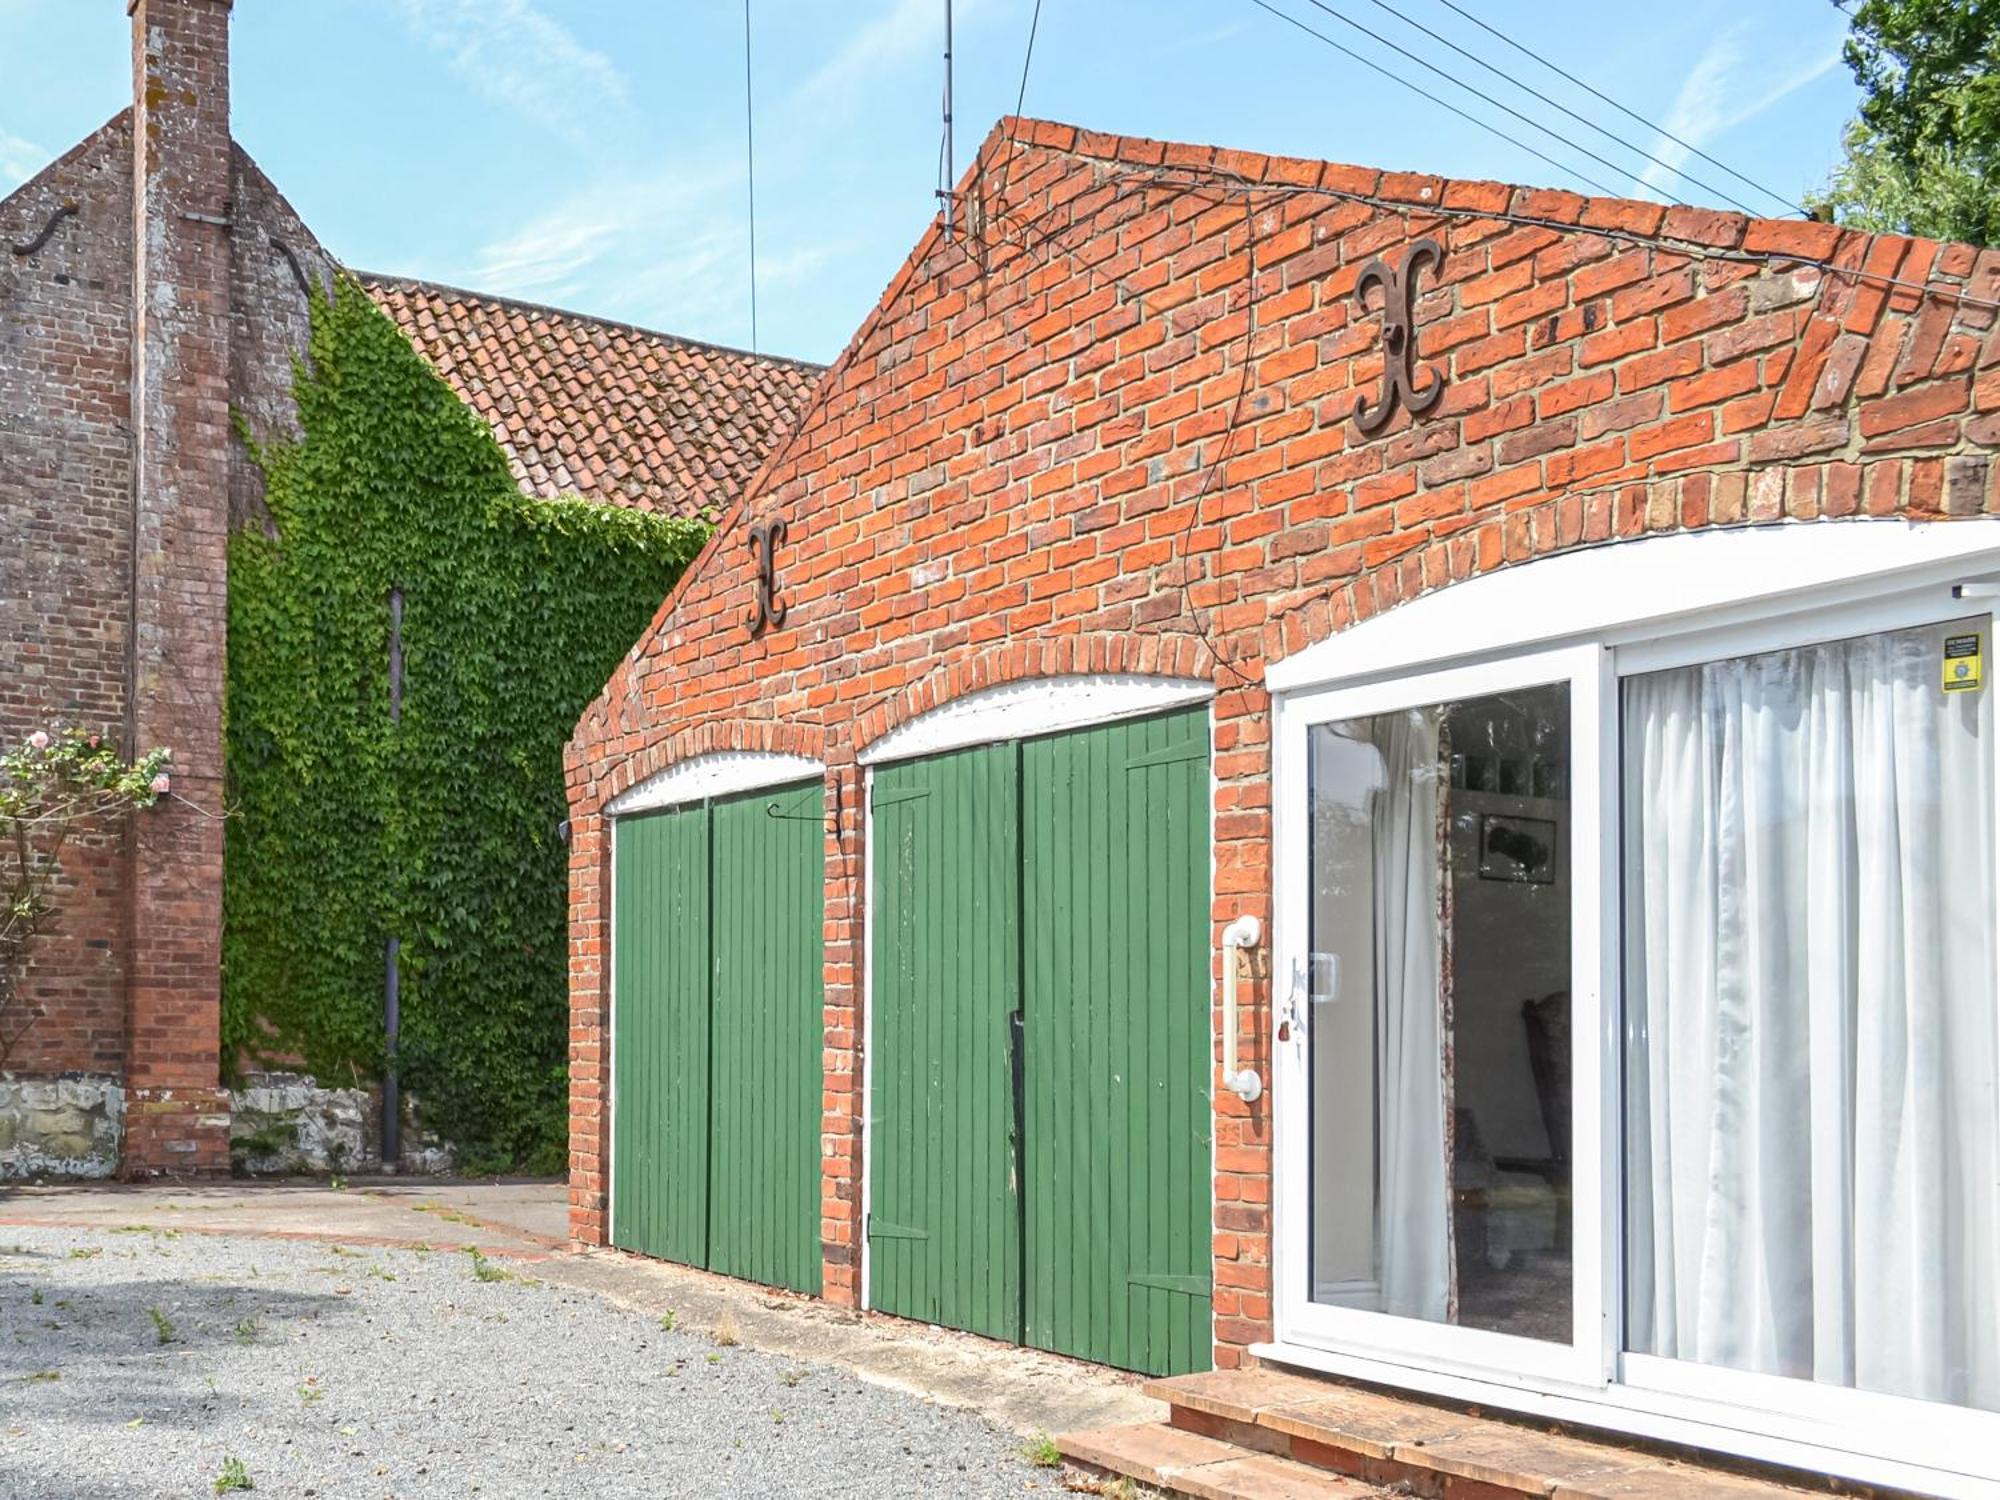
[1625,623,2000,1412]
[1372,708,1452,1321]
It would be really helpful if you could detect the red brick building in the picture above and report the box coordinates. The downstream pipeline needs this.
[0,0,815,1177]
[567,118,2000,1494]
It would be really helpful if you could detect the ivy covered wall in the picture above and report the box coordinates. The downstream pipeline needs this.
[225,279,708,1171]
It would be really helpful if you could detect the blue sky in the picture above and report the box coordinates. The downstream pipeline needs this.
[2,1,1859,364]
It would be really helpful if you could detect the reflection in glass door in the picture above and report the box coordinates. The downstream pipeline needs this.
[1305,682,1574,1342]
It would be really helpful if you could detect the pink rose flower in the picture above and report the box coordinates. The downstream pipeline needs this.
[150,774,171,795]
[27,731,48,750]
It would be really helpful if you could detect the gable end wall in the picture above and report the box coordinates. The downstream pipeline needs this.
[565,121,2000,1364]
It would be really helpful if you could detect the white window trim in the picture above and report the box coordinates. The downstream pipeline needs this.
[604,750,824,816]
[857,674,1213,766]
[1265,516,2000,1498]
[1267,518,2000,695]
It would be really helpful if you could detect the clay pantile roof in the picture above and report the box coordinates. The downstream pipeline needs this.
[358,273,824,516]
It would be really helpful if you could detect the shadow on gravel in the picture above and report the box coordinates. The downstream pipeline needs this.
[0,1272,351,1431]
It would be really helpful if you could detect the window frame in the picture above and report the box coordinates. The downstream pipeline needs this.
[1265,519,2000,1498]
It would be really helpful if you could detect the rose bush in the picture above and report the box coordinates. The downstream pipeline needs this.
[1,727,172,1067]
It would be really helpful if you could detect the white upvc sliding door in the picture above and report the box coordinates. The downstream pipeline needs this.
[1273,643,1613,1388]
[1267,520,2000,1497]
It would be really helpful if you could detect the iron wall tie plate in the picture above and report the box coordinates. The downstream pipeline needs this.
[1352,238,1446,437]
[747,518,788,636]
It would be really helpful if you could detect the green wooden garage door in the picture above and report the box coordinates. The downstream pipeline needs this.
[612,780,824,1295]
[868,706,1212,1375]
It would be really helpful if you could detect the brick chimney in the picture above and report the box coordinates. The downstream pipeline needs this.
[121,0,234,1175]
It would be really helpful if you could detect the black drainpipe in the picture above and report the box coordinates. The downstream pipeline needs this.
[382,586,404,1171]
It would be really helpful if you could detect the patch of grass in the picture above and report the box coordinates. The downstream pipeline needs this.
[770,1408,785,1425]
[67,1247,101,1260]
[780,1369,806,1388]
[28,1286,42,1306]
[366,1265,397,1281]
[111,1225,152,1235]
[657,1309,677,1333]
[53,1299,72,1312]
[297,1378,324,1406]
[21,1370,59,1384]
[706,1352,721,1366]
[232,1318,261,1345]
[213,1455,253,1494]
[327,1244,361,1259]
[710,1311,740,1348]
[1023,1434,1062,1469]
[147,1307,176,1345]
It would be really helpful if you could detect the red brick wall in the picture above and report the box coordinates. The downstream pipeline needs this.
[0,0,331,1135]
[567,118,2000,1363]
[0,116,138,1076]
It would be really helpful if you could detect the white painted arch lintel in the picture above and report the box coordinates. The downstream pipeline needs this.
[1266,518,2000,695]
[857,674,1215,766]
[606,750,824,816]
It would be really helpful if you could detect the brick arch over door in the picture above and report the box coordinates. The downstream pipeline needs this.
[852,633,1216,750]
[590,720,831,816]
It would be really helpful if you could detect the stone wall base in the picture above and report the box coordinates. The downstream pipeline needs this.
[0,1076,124,1178]
[0,1074,456,1180]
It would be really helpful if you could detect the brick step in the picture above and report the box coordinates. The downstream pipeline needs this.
[1134,1369,1846,1500]
[1060,1420,1381,1498]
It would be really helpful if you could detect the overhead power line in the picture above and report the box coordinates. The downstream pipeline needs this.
[1289,0,1694,204]
[1242,0,1631,199]
[995,0,1046,206]
[1424,0,1810,216]
[1354,0,1762,215]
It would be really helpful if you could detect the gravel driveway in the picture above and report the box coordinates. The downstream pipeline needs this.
[0,1226,1051,1498]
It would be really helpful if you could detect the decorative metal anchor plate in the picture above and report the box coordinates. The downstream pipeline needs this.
[747,519,788,636]
[1352,238,1445,437]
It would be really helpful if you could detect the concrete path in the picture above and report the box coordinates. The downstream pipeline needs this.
[0,1178,1162,1442]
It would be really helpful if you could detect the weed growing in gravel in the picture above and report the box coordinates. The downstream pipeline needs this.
[711,1312,740,1347]
[1023,1434,1062,1468]
[67,1248,100,1260]
[467,1249,511,1283]
[212,1455,253,1493]
[53,1299,71,1313]
[367,1265,397,1281]
[780,1370,806,1388]
[328,1245,361,1259]
[147,1307,176,1345]
[28,1286,41,1305]
[771,1408,785,1425]
[21,1370,58,1383]
[298,1378,324,1406]
[706,1353,722,1366]
[657,1310,677,1332]
[233,1318,261,1344]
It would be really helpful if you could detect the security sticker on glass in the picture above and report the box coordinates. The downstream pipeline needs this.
[1943,631,1984,693]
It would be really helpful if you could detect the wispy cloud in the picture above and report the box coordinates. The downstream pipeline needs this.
[794,0,987,116]
[463,153,839,337]
[389,0,629,146]
[0,126,46,190]
[1639,26,1841,203]
[458,0,946,338]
